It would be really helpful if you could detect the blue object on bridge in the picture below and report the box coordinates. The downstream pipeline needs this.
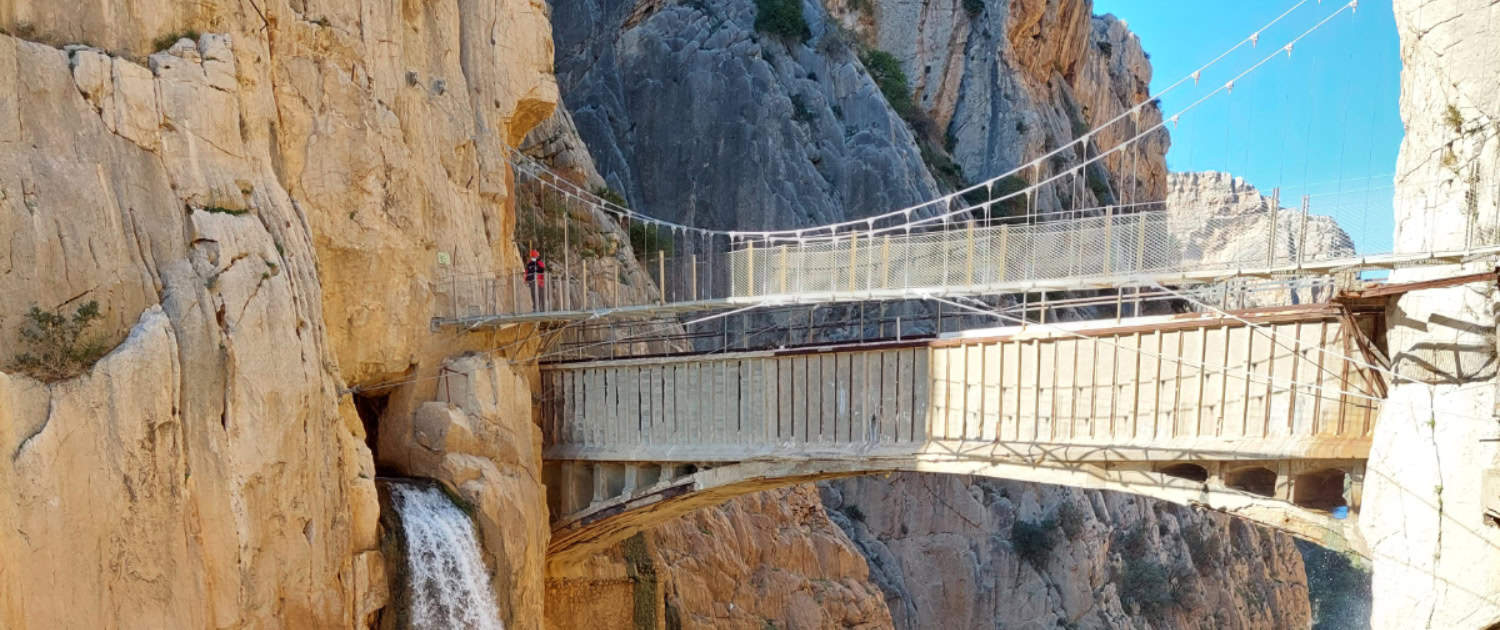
[1332,505,1349,520]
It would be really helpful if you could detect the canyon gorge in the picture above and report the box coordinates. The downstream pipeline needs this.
[0,0,1494,628]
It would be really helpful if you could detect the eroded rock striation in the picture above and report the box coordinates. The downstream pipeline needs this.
[0,0,558,626]
[1359,0,1500,627]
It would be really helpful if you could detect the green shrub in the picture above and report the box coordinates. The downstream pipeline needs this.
[860,49,915,120]
[152,30,200,52]
[1182,524,1222,570]
[1119,558,1177,613]
[9,300,108,382]
[1010,518,1056,569]
[1115,523,1149,555]
[962,0,984,16]
[989,174,1031,218]
[1085,166,1115,205]
[629,222,676,260]
[592,186,630,209]
[1096,41,1113,57]
[1056,502,1086,540]
[920,143,965,191]
[755,0,810,43]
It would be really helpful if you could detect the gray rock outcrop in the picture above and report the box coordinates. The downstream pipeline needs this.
[553,0,940,230]
[821,474,1313,630]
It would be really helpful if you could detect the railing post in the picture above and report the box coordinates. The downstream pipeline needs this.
[1267,187,1280,268]
[1297,194,1310,266]
[512,272,520,313]
[779,244,789,294]
[998,224,1009,282]
[450,273,458,320]
[611,257,619,309]
[690,254,698,300]
[965,220,975,286]
[880,235,891,291]
[657,250,666,304]
[848,233,859,294]
[1134,211,1147,271]
[563,216,571,310]
[1104,206,1115,274]
[942,221,951,286]
[746,240,756,296]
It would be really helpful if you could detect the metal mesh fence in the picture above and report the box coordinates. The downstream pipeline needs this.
[438,200,1499,322]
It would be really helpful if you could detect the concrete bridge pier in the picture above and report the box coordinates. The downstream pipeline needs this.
[547,461,703,517]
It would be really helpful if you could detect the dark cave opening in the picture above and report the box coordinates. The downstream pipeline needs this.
[354,391,393,476]
[1225,467,1278,498]
[1159,463,1210,483]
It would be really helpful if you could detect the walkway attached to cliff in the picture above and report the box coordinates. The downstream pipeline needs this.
[439,199,1500,327]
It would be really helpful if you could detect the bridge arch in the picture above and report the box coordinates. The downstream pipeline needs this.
[539,308,1383,568]
[544,457,1368,569]
[1293,467,1350,510]
[1225,466,1278,498]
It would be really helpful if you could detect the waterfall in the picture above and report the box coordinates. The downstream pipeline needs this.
[388,482,505,630]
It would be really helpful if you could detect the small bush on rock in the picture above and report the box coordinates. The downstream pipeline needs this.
[152,30,200,52]
[1010,518,1056,569]
[860,49,915,120]
[755,0,810,43]
[9,300,108,382]
[1120,557,1178,613]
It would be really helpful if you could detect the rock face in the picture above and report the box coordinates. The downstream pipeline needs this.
[539,2,1318,629]
[0,0,558,626]
[1166,171,1356,270]
[821,474,1312,630]
[826,0,1169,208]
[546,485,892,629]
[1358,0,1500,627]
[553,0,942,230]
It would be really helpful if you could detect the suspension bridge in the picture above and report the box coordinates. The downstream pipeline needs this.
[419,0,1500,561]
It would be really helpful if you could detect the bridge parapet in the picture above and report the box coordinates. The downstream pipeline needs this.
[539,305,1384,464]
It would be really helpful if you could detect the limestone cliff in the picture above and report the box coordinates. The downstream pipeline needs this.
[0,0,559,626]
[537,2,1318,629]
[1166,171,1356,281]
[822,474,1312,630]
[546,486,892,630]
[1359,0,1500,627]
[824,0,1169,207]
[552,0,943,230]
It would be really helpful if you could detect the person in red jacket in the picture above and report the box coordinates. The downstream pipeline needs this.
[525,249,546,311]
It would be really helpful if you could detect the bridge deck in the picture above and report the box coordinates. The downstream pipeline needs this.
[439,226,1500,327]
[539,304,1385,463]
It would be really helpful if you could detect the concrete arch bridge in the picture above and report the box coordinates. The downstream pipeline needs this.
[538,298,1403,566]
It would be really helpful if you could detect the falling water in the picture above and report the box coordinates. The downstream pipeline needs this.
[388,482,505,630]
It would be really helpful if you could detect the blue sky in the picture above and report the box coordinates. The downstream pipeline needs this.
[1091,0,1404,253]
